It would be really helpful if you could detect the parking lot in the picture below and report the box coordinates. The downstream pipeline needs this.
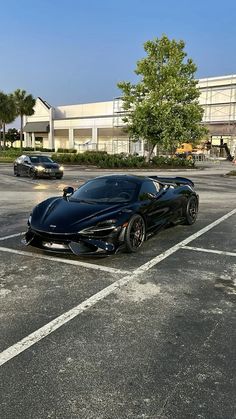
[0,163,235,419]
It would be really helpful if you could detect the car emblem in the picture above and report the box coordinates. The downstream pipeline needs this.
[49,224,56,228]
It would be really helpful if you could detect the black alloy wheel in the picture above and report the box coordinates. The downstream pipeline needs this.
[124,214,146,253]
[185,196,198,225]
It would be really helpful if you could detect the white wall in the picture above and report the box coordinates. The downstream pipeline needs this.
[25,98,50,123]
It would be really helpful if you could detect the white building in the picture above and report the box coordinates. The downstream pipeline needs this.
[23,74,236,156]
[198,74,236,154]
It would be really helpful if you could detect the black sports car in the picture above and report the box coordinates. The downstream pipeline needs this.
[14,155,64,179]
[23,174,199,255]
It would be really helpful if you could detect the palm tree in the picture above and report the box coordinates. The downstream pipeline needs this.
[13,89,36,149]
[1,95,16,149]
[0,92,16,149]
[0,91,6,149]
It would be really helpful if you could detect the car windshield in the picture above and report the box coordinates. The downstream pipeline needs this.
[29,156,53,164]
[70,178,138,203]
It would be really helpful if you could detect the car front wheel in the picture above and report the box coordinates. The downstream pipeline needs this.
[185,196,198,225]
[29,168,37,179]
[124,214,146,253]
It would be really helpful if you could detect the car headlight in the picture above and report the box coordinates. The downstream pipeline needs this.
[79,219,118,235]
[36,166,45,171]
[59,166,64,171]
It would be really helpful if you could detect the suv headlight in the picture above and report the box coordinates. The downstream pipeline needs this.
[36,165,45,171]
[59,166,64,171]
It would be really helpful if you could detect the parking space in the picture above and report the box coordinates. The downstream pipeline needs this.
[183,217,236,254]
[0,163,236,418]
[0,250,129,351]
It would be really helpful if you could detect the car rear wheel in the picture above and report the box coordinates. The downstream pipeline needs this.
[124,214,146,253]
[185,196,198,225]
[14,167,20,177]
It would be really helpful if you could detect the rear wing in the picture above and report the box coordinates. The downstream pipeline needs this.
[149,176,195,188]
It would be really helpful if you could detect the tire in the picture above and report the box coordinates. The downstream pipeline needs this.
[14,168,20,177]
[29,168,36,179]
[184,196,198,225]
[56,175,63,180]
[124,214,146,253]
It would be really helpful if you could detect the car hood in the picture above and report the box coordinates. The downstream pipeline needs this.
[31,197,124,232]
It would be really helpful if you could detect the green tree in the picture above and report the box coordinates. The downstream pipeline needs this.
[117,35,207,159]
[0,92,16,149]
[13,89,36,149]
[5,128,20,147]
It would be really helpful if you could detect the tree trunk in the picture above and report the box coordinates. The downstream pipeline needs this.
[147,143,155,162]
[2,123,6,150]
[0,132,1,149]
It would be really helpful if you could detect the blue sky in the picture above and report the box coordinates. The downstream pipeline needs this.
[0,0,235,107]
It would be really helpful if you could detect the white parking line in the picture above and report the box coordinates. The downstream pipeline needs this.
[183,246,236,257]
[0,232,24,241]
[0,247,131,275]
[135,207,236,274]
[0,207,235,367]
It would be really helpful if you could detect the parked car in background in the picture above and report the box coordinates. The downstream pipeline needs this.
[13,155,64,179]
[23,174,199,256]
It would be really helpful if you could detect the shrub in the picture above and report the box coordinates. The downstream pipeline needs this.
[57,148,76,153]
[57,148,67,153]
[35,147,55,152]
[47,152,195,168]
[151,156,195,168]
[0,149,22,158]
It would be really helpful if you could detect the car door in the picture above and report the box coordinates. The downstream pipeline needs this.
[138,180,180,232]
[21,156,32,176]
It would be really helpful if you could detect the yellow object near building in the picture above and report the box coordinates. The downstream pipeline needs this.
[176,143,193,154]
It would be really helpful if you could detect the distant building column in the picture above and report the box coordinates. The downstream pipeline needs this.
[69,128,74,149]
[31,132,35,148]
[23,115,29,147]
[25,133,31,147]
[92,127,98,150]
[48,108,54,150]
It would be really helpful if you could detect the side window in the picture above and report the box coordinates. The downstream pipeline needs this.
[138,181,160,201]
[23,157,31,164]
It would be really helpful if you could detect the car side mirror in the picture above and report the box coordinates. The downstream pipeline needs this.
[63,186,74,198]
